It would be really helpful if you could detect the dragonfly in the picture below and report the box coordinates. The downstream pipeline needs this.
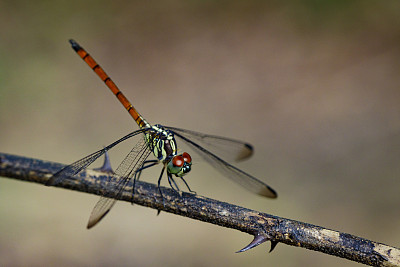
[46,39,277,229]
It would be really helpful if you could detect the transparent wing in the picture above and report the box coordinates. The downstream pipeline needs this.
[86,197,116,229]
[46,129,147,186]
[87,137,152,228]
[172,130,277,198]
[165,126,254,162]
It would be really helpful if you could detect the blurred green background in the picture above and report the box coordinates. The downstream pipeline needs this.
[1,1,400,266]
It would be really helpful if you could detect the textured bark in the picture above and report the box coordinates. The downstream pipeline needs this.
[0,152,399,266]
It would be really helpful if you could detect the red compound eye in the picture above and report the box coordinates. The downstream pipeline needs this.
[182,152,192,163]
[172,155,184,167]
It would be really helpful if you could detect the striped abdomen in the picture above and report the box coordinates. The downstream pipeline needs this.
[69,39,150,129]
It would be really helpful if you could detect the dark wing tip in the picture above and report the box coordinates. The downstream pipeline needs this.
[86,222,95,229]
[87,209,110,229]
[235,143,254,161]
[259,185,278,198]
[69,39,81,52]
[244,143,253,151]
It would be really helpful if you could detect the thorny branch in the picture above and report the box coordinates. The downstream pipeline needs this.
[0,152,399,266]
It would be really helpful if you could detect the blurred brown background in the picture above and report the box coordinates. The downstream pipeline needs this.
[1,1,400,266]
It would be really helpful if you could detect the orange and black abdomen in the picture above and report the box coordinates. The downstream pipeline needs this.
[69,39,148,129]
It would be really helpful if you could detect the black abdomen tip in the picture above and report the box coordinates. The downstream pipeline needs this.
[69,39,81,51]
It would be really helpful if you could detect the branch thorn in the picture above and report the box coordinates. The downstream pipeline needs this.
[93,150,114,174]
[236,233,270,253]
[269,240,279,253]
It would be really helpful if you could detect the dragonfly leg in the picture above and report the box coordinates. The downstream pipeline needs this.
[134,160,159,181]
[167,173,181,194]
[179,176,196,194]
[157,166,166,205]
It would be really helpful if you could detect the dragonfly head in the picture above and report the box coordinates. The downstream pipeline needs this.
[167,152,192,177]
